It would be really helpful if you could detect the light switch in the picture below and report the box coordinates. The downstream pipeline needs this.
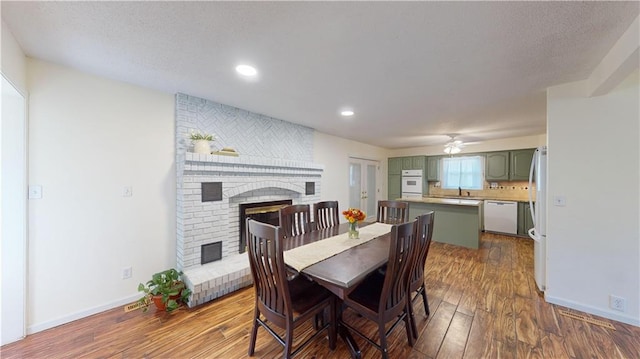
[28,185,43,199]
[553,195,566,207]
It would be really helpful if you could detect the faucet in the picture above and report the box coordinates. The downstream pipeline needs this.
[458,187,462,196]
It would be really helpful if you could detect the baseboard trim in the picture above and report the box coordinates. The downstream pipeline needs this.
[545,294,640,327]
[27,293,141,335]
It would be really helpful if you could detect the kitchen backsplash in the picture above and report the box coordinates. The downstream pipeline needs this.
[428,181,535,201]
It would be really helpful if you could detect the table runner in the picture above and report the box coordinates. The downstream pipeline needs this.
[283,222,393,272]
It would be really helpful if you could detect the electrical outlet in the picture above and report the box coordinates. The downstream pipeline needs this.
[122,266,132,279]
[123,186,133,197]
[553,195,566,207]
[28,185,43,199]
[610,295,626,312]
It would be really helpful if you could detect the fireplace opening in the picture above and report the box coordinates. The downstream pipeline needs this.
[201,241,222,265]
[239,199,293,253]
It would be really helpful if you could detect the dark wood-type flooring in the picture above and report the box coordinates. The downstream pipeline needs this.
[3,233,639,358]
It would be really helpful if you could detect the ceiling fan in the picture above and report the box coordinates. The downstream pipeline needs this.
[443,135,464,154]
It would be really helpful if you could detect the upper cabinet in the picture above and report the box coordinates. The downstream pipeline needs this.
[389,157,402,175]
[485,149,535,181]
[485,151,510,180]
[411,156,426,170]
[510,149,534,181]
[401,156,425,171]
[426,156,441,181]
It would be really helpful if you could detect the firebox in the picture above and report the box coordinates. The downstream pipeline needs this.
[238,199,293,253]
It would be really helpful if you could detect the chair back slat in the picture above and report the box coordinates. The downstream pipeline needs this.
[314,201,340,230]
[376,200,409,224]
[279,204,311,237]
[380,220,416,313]
[246,219,291,322]
[408,211,435,292]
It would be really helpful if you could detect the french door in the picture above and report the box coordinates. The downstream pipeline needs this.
[348,157,379,222]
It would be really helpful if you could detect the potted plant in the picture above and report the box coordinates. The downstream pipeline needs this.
[138,268,191,312]
[189,130,215,154]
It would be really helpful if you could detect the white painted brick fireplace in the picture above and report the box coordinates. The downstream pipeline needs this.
[175,93,323,307]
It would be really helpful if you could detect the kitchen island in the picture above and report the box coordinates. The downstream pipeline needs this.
[401,197,482,249]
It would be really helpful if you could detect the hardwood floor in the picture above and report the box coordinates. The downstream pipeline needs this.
[2,232,639,358]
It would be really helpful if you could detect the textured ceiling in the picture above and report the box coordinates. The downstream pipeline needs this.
[2,1,638,148]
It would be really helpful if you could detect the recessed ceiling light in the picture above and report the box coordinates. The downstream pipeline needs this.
[235,64,257,76]
[341,110,354,117]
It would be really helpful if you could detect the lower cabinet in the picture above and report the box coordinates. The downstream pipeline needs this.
[517,202,534,236]
[388,173,401,200]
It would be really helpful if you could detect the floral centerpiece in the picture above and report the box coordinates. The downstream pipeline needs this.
[189,130,216,154]
[342,208,366,239]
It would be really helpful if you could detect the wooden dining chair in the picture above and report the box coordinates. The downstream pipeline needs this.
[279,204,312,238]
[376,200,409,224]
[340,220,417,359]
[246,219,336,358]
[406,211,435,339]
[313,201,340,230]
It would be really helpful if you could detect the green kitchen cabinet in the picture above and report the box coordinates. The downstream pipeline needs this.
[400,156,425,170]
[485,151,510,180]
[388,157,402,175]
[388,157,403,200]
[518,201,535,236]
[401,157,412,170]
[486,149,535,181]
[410,156,426,170]
[510,149,535,181]
[388,173,401,200]
[426,156,441,181]
[388,156,425,199]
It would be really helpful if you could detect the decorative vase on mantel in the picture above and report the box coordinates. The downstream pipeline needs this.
[348,221,360,239]
[193,140,212,154]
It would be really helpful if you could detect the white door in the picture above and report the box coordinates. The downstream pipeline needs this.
[1,74,28,345]
[348,158,379,222]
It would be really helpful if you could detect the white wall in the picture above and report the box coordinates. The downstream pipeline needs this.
[1,20,27,93]
[26,59,176,333]
[546,70,639,326]
[314,132,389,213]
[1,19,28,344]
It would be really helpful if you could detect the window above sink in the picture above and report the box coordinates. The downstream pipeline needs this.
[441,156,484,190]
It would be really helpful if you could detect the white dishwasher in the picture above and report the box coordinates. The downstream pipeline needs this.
[484,200,518,235]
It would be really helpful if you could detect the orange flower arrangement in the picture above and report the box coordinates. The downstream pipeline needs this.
[342,208,366,223]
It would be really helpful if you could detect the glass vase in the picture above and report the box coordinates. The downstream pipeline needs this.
[348,221,359,239]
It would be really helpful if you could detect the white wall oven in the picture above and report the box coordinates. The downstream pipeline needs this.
[401,170,423,198]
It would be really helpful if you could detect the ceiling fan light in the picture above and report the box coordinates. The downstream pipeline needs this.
[444,143,462,154]
[443,135,463,154]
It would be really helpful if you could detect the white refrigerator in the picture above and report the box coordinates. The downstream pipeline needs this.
[528,146,547,292]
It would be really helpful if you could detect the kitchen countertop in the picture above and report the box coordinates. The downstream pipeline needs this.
[427,195,532,203]
[400,197,483,207]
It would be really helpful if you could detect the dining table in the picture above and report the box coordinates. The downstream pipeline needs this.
[282,221,394,359]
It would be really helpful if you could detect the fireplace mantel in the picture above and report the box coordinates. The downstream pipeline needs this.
[184,152,324,175]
